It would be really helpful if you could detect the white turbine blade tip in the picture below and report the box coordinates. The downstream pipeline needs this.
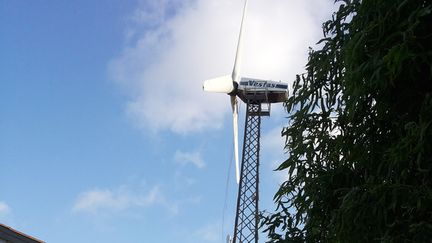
[232,0,248,82]
[231,97,240,184]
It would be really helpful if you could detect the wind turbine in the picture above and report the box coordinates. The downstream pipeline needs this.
[203,0,288,242]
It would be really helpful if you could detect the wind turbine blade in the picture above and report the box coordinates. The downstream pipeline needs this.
[231,96,240,184]
[232,0,248,83]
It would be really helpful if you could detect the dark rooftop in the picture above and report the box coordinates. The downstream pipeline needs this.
[0,223,44,243]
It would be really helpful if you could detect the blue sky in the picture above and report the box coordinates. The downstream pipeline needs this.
[0,0,333,242]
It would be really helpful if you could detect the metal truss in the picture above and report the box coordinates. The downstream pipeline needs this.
[233,102,262,243]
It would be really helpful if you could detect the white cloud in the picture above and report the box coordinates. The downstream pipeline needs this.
[261,126,290,183]
[174,171,197,187]
[72,186,178,214]
[0,201,11,216]
[174,150,205,169]
[109,0,334,134]
[262,126,286,157]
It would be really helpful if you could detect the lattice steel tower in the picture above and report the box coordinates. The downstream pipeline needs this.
[233,102,265,243]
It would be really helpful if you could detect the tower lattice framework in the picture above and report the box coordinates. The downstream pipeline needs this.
[233,102,263,243]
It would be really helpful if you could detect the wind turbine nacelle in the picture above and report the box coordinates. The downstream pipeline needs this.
[203,75,236,94]
[237,78,289,103]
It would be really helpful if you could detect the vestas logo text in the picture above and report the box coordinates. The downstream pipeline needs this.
[248,81,277,88]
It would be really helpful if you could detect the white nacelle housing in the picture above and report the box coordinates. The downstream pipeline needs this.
[237,77,288,103]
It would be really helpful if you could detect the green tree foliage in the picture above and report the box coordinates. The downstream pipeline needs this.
[262,0,432,242]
